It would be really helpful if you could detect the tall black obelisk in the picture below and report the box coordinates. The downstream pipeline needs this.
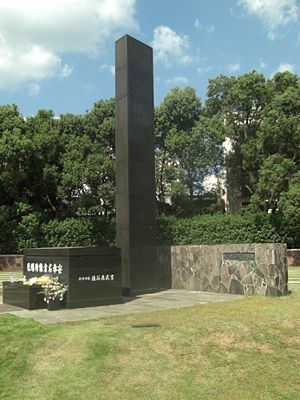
[115,35,158,295]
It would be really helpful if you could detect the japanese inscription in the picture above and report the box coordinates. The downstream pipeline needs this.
[78,274,115,282]
[26,262,63,274]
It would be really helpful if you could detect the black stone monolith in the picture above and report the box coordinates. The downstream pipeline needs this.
[115,35,157,295]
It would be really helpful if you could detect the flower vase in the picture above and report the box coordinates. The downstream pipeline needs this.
[47,298,60,311]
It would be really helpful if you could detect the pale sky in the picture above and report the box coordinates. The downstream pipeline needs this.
[0,0,299,116]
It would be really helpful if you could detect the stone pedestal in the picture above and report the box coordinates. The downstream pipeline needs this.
[23,247,122,308]
[3,282,45,310]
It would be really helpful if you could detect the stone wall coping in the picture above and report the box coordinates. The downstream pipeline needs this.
[0,254,22,257]
[23,246,120,256]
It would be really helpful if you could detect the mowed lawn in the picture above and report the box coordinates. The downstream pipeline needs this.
[1,288,300,400]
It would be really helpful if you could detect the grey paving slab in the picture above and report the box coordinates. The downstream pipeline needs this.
[2,290,245,325]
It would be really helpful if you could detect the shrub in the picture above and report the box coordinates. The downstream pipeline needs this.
[0,206,19,253]
[0,211,290,254]
[14,211,44,252]
[41,217,116,248]
[157,213,282,245]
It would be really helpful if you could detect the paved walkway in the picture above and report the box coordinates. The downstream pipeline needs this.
[1,290,244,325]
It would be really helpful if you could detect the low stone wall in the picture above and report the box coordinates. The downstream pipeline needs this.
[287,249,300,266]
[157,244,288,296]
[1,245,288,296]
[0,255,23,272]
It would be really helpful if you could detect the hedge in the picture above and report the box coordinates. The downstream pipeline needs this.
[0,212,290,254]
[156,213,283,245]
[41,218,116,248]
[0,216,116,253]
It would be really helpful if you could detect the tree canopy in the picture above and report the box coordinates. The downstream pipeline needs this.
[206,70,300,215]
[155,87,225,215]
[0,70,300,251]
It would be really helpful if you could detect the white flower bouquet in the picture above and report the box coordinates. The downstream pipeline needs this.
[40,276,68,304]
[9,275,68,304]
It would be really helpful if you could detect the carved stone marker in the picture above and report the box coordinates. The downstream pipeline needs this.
[115,35,158,295]
[222,252,255,262]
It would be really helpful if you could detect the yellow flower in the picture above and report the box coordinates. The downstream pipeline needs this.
[36,276,52,285]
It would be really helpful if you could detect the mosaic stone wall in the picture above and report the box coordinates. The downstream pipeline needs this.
[157,244,288,296]
[287,249,300,266]
[0,255,23,271]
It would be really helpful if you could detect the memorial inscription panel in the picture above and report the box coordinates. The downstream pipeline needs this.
[222,252,256,262]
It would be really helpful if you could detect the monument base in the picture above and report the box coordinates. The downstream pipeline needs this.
[3,282,46,310]
[3,247,123,310]
[122,287,160,297]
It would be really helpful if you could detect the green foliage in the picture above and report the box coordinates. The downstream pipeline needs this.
[0,206,19,253]
[0,99,117,253]
[1,71,300,252]
[247,74,300,210]
[155,87,202,206]
[0,204,43,253]
[206,70,300,216]
[42,218,115,248]
[157,213,282,245]
[205,74,235,117]
[206,71,273,198]
[165,115,224,198]
[14,209,44,252]
[0,106,29,205]
[155,86,201,134]
[255,155,295,203]
[272,71,300,93]
[278,171,300,247]
[155,87,224,213]
[57,99,116,218]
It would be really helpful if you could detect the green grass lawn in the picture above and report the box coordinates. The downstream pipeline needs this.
[1,289,300,400]
[289,267,300,284]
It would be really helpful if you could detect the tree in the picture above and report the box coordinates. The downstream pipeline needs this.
[0,105,28,206]
[206,71,300,215]
[272,71,300,94]
[24,110,64,219]
[249,73,300,208]
[206,71,273,198]
[165,115,224,199]
[58,99,116,218]
[0,104,24,133]
[255,155,295,204]
[0,106,53,251]
[83,98,115,155]
[155,87,224,214]
[58,134,115,217]
[258,85,300,162]
[206,74,235,117]
[82,99,116,216]
[155,87,202,207]
[278,171,300,247]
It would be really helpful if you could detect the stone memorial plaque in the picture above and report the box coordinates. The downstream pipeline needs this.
[222,252,255,262]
